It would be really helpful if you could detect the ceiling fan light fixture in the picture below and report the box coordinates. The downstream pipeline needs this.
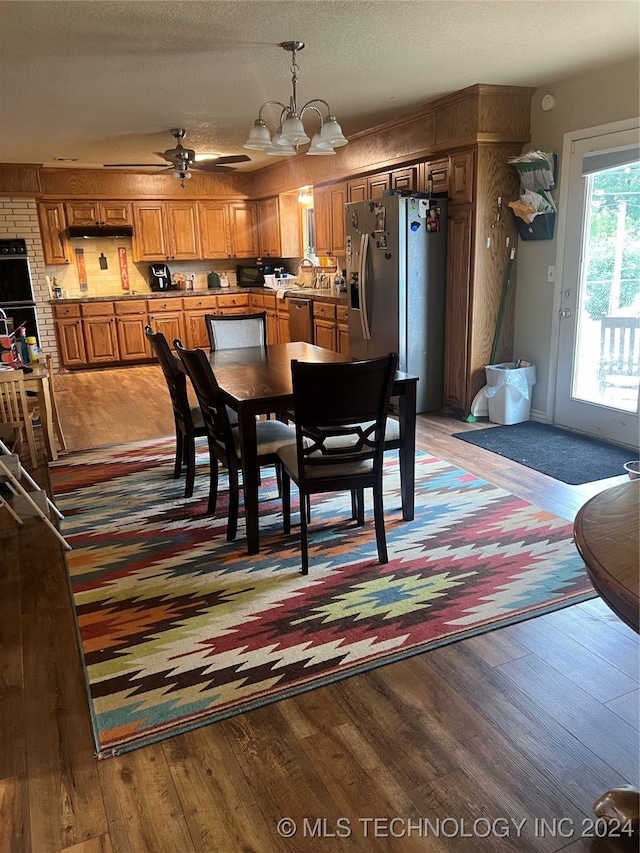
[248,41,347,157]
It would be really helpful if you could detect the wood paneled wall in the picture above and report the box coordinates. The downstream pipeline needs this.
[0,84,534,202]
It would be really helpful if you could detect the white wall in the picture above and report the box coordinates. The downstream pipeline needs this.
[513,56,640,419]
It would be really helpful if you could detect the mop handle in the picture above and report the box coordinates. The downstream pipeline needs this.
[491,248,516,365]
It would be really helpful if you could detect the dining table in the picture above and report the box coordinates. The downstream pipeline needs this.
[23,356,67,462]
[205,341,418,555]
[573,479,639,832]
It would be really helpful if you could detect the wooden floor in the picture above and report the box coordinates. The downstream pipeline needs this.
[2,365,638,853]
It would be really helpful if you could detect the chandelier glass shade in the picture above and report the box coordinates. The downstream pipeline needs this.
[244,41,348,157]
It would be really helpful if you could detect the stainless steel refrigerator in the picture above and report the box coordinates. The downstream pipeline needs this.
[345,195,447,413]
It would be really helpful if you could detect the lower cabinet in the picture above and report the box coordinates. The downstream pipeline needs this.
[183,295,220,349]
[114,300,151,361]
[313,301,337,351]
[337,305,349,355]
[81,303,119,363]
[54,293,348,368]
[147,300,185,350]
[53,305,86,366]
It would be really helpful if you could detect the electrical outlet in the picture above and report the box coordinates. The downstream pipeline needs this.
[547,265,555,283]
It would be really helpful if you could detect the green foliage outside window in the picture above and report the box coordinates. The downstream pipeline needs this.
[584,161,640,319]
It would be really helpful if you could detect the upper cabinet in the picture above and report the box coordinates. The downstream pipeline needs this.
[347,174,390,203]
[38,202,70,265]
[256,193,302,259]
[346,165,420,203]
[199,200,259,259]
[199,201,230,259]
[132,201,201,261]
[227,202,259,258]
[314,182,346,256]
[65,201,133,227]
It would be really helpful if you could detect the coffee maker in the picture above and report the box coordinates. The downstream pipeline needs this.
[148,263,172,292]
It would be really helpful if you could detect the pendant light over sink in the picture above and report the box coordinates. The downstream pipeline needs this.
[244,41,348,157]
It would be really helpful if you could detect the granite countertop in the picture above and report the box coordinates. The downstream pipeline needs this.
[50,287,347,305]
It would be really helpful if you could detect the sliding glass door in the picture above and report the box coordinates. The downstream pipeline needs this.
[554,126,639,448]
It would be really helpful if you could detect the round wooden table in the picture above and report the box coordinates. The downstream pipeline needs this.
[574,479,639,633]
[574,479,639,833]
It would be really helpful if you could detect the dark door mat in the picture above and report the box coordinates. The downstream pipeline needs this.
[451,421,637,485]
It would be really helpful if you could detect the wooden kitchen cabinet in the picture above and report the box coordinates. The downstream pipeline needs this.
[132,203,167,261]
[423,159,449,196]
[81,303,119,363]
[449,150,475,204]
[182,295,220,349]
[390,165,420,194]
[442,144,521,414]
[52,304,85,365]
[256,198,280,258]
[256,194,302,259]
[227,202,258,258]
[443,207,473,412]
[65,201,133,227]
[251,291,277,343]
[276,300,290,344]
[132,202,200,261]
[165,201,201,259]
[114,300,150,360]
[252,291,283,344]
[313,183,346,257]
[38,202,70,265]
[313,301,337,351]
[346,173,390,202]
[215,293,250,314]
[147,298,184,348]
[346,164,419,203]
[336,304,349,355]
[199,200,258,259]
[198,201,230,259]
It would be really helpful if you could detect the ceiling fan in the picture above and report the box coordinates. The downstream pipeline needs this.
[104,128,251,184]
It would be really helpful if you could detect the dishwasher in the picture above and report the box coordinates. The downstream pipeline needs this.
[288,298,314,343]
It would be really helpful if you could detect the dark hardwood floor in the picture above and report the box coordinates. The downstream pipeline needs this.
[1,364,638,853]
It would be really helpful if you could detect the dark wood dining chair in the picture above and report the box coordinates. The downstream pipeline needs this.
[278,353,398,575]
[204,311,267,351]
[145,326,210,498]
[174,340,296,541]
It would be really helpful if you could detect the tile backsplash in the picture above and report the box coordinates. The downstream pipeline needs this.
[52,237,241,296]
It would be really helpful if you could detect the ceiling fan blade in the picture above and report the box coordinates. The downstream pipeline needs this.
[204,154,251,165]
[190,161,235,173]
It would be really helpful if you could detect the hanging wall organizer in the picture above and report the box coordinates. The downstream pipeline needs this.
[508,151,558,241]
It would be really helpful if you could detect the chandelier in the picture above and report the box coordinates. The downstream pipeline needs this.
[244,41,348,157]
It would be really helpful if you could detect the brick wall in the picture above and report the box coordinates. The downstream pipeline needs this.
[0,196,59,369]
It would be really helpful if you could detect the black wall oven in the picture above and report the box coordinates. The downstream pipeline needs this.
[0,238,40,343]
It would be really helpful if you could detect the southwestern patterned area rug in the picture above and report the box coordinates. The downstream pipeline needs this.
[50,438,595,758]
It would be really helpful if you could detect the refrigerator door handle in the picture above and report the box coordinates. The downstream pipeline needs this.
[359,232,371,341]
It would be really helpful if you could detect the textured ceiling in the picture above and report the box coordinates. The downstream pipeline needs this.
[1,0,638,172]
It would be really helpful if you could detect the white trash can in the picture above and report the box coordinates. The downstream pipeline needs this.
[484,362,536,425]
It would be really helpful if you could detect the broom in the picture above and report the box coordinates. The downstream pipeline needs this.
[465,247,517,422]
